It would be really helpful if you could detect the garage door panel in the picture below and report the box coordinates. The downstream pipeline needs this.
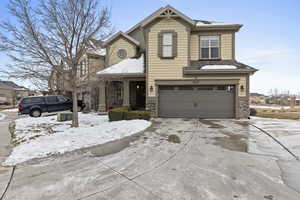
[158,85,235,118]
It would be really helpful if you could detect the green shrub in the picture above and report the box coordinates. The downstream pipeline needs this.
[108,107,128,121]
[108,108,151,121]
[125,111,151,120]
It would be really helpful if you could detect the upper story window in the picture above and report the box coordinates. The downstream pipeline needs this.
[200,36,220,59]
[162,33,173,57]
[117,49,127,59]
[158,31,177,58]
[78,59,88,77]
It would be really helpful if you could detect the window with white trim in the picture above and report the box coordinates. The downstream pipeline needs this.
[79,60,88,77]
[200,36,220,59]
[162,32,173,57]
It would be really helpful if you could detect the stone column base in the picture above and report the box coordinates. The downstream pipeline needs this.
[146,97,157,117]
[238,97,249,118]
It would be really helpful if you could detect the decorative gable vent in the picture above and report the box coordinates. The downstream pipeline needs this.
[160,9,177,18]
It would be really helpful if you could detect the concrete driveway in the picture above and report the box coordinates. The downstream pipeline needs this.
[1,117,300,199]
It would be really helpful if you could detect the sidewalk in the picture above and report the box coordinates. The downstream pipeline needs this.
[0,112,17,163]
[0,111,18,198]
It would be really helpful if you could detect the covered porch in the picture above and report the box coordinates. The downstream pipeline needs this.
[98,77,146,111]
[97,55,146,111]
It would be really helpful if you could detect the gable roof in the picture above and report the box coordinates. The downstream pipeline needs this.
[0,80,27,90]
[0,80,19,88]
[126,5,194,35]
[103,31,140,47]
[0,82,14,90]
[86,38,106,56]
[126,5,242,35]
[140,5,195,27]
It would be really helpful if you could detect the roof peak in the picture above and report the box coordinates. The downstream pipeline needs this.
[103,31,140,47]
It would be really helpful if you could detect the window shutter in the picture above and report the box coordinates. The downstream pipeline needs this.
[157,32,163,58]
[172,32,177,57]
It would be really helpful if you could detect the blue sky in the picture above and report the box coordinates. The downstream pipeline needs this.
[1,0,300,94]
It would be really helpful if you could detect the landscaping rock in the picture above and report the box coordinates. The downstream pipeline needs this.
[57,112,73,122]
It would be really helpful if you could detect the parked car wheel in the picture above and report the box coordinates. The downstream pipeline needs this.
[30,109,42,117]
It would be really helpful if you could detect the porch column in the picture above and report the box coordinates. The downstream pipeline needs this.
[83,87,91,112]
[123,80,130,107]
[98,80,106,112]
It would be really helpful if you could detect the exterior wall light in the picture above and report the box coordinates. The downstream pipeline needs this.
[150,86,154,92]
[240,85,244,92]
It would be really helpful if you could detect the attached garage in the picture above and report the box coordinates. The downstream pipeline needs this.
[158,85,236,118]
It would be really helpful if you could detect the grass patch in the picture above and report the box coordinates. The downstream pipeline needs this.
[256,112,300,120]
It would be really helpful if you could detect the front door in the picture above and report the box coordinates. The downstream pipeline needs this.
[135,82,146,109]
[130,81,146,110]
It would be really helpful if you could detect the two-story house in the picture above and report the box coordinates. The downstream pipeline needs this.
[97,5,257,118]
[0,80,29,105]
[51,39,106,111]
[76,39,106,111]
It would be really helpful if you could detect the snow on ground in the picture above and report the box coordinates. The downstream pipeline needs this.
[201,65,237,70]
[3,113,151,166]
[250,105,290,110]
[0,113,5,120]
[2,108,18,112]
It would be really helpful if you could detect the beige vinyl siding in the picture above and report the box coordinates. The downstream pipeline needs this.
[0,88,14,104]
[239,76,247,97]
[148,18,189,97]
[221,33,233,60]
[190,34,199,60]
[147,19,245,97]
[88,57,105,81]
[129,29,145,50]
[190,32,233,60]
[107,38,137,66]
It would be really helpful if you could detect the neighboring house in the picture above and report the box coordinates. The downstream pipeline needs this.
[49,39,106,111]
[265,95,290,106]
[296,98,300,106]
[250,93,266,104]
[96,5,257,118]
[49,64,72,97]
[0,80,29,105]
[76,39,106,111]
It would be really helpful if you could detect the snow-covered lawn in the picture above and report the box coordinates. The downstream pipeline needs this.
[3,113,151,166]
[0,113,5,120]
[2,108,18,112]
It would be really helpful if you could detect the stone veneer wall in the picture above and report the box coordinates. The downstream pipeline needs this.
[238,97,250,119]
[146,97,157,116]
[147,96,250,119]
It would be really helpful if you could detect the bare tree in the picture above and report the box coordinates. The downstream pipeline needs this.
[0,0,112,127]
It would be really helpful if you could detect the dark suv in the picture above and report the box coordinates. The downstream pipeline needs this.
[18,95,85,117]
